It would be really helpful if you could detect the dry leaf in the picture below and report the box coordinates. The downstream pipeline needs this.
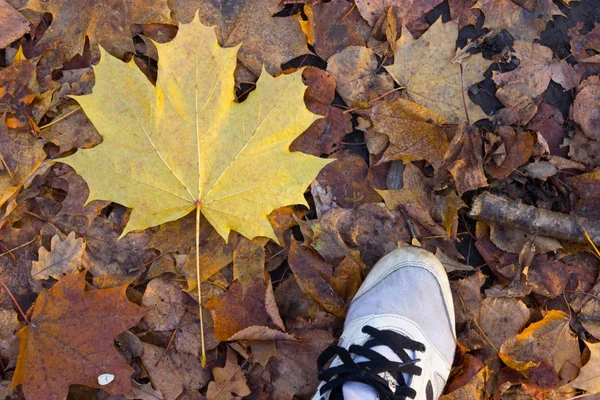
[287,241,347,317]
[360,98,449,170]
[354,0,443,32]
[25,0,171,59]
[327,45,395,108]
[0,119,45,209]
[182,0,308,76]
[59,16,331,242]
[140,342,210,400]
[11,272,148,399]
[573,76,600,141]
[572,341,600,394]
[0,0,30,48]
[300,0,367,61]
[206,348,251,400]
[386,17,492,124]
[474,0,565,41]
[499,310,580,377]
[31,231,85,281]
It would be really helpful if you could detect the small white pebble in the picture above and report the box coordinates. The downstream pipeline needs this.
[98,374,114,386]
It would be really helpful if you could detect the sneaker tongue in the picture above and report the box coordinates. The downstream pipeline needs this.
[341,345,416,399]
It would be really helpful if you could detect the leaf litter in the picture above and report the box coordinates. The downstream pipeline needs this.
[2,0,600,399]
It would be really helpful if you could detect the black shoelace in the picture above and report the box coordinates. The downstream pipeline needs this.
[317,325,426,400]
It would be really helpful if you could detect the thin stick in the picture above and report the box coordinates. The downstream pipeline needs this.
[0,279,29,322]
[0,153,13,179]
[196,203,207,367]
[38,106,82,130]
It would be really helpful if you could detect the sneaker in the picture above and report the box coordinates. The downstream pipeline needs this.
[311,246,456,400]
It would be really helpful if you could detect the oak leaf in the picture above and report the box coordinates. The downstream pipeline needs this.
[31,231,85,281]
[25,0,171,59]
[386,18,492,124]
[60,15,330,243]
[10,272,148,400]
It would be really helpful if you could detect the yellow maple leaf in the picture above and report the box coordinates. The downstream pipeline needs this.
[59,15,331,365]
[385,17,492,124]
[61,15,331,244]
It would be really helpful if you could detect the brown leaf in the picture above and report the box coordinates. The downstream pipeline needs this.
[354,0,443,33]
[499,310,580,377]
[572,341,600,394]
[361,98,449,170]
[176,0,307,76]
[567,170,600,219]
[448,0,481,29]
[290,67,352,156]
[493,42,567,123]
[0,0,30,48]
[140,342,210,400]
[0,308,20,367]
[206,348,251,400]
[38,106,102,156]
[569,22,600,64]
[205,276,291,341]
[287,241,347,317]
[442,355,487,399]
[474,0,564,41]
[300,0,367,61]
[269,328,334,399]
[438,122,487,196]
[11,272,148,400]
[0,119,45,209]
[527,103,567,157]
[327,46,395,108]
[312,150,381,213]
[478,297,530,350]
[31,231,85,281]
[331,256,363,303]
[574,76,600,141]
[25,0,171,59]
[485,127,534,179]
[569,130,600,169]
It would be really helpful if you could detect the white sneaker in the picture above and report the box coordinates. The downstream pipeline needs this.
[311,246,456,400]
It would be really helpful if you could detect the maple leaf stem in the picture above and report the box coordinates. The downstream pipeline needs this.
[196,203,207,367]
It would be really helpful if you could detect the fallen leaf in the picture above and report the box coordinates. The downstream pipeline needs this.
[0,0,30,48]
[354,0,443,33]
[181,0,308,76]
[287,241,347,317]
[300,0,367,61]
[567,170,600,219]
[31,231,85,281]
[386,17,492,124]
[206,347,251,400]
[327,45,395,108]
[573,76,600,141]
[25,0,171,59]
[485,127,534,179]
[493,42,575,123]
[59,15,330,242]
[312,150,381,212]
[140,342,210,400]
[473,0,564,41]
[572,341,600,394]
[10,272,148,399]
[0,119,45,209]
[499,310,580,377]
[290,67,352,157]
[37,106,102,155]
[568,130,600,169]
[569,22,600,64]
[448,0,481,29]
[527,103,567,157]
[360,98,449,170]
[205,276,292,341]
[438,122,488,195]
[435,248,474,273]
[0,308,20,367]
[441,360,487,399]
